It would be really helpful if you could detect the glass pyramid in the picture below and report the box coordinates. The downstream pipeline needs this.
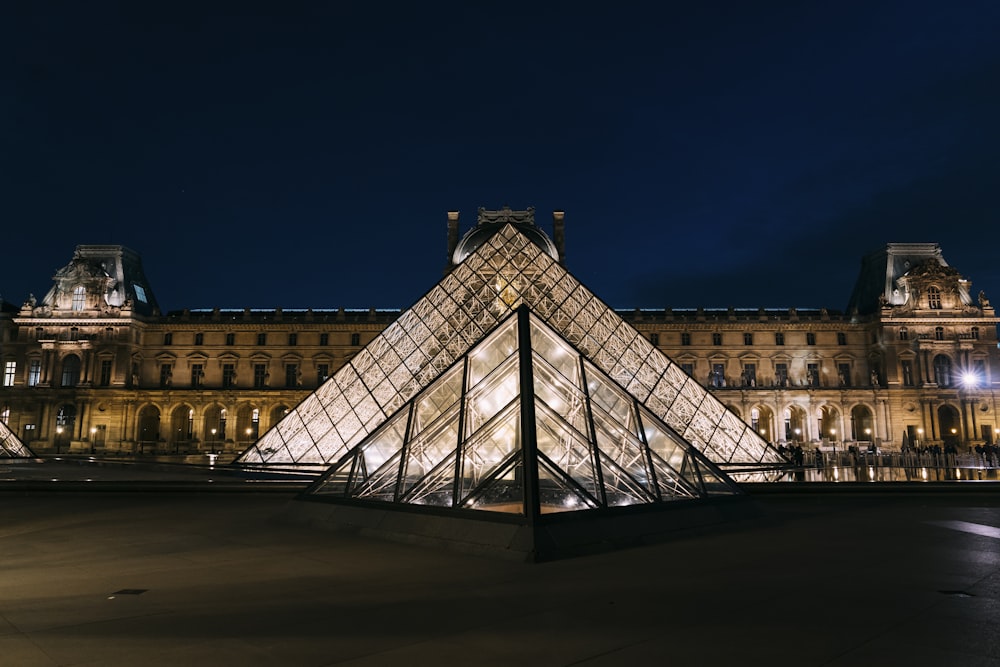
[309,307,739,513]
[237,224,784,470]
[0,419,33,458]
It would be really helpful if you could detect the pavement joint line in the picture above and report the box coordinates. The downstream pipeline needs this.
[925,520,1000,539]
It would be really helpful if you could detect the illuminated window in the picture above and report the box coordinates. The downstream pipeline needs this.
[3,361,15,387]
[901,360,914,386]
[806,332,816,346]
[775,363,788,387]
[742,363,756,387]
[28,360,41,386]
[0,405,8,424]
[775,332,784,346]
[928,286,942,309]
[807,363,820,387]
[61,356,80,387]
[288,333,298,346]
[319,333,329,346]
[750,408,760,430]
[934,327,944,341]
[99,360,112,386]
[222,364,236,389]
[285,364,299,388]
[712,332,722,346]
[72,286,86,311]
[899,327,908,341]
[681,332,691,346]
[351,333,361,346]
[649,333,659,346]
[743,333,753,345]
[710,364,725,387]
[837,332,847,346]
[933,355,952,387]
[195,333,204,346]
[160,364,172,388]
[226,333,235,345]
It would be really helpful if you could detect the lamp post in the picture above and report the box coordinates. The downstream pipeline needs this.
[90,427,97,455]
[55,426,63,454]
[210,428,217,454]
[830,428,837,456]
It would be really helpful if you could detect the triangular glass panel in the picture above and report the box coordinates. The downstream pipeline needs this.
[537,453,600,515]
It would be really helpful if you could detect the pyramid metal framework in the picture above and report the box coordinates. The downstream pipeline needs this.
[237,224,784,470]
[0,419,34,458]
[309,307,740,513]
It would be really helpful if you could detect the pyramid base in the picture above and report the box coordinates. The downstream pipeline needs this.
[283,496,760,562]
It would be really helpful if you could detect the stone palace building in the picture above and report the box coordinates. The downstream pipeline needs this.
[1,209,998,456]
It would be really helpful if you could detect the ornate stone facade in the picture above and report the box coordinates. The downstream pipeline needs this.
[0,230,997,456]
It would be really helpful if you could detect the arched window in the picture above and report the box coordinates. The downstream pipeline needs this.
[934,326,944,341]
[72,286,86,311]
[61,355,81,387]
[927,286,942,309]
[933,355,953,387]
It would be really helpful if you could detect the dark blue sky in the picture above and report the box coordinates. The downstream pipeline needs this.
[5,2,1000,312]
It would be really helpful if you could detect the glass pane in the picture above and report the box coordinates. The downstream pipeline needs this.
[467,317,518,388]
[532,355,589,436]
[399,407,460,498]
[459,404,520,501]
[537,456,598,514]
[535,402,600,502]
[591,409,654,498]
[412,364,463,438]
[465,355,519,435]
[596,451,651,507]
[530,316,580,383]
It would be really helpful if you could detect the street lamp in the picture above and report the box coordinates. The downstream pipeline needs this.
[90,427,97,455]
[830,428,837,456]
[56,426,63,454]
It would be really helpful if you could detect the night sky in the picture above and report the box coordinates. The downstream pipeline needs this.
[6,2,1000,313]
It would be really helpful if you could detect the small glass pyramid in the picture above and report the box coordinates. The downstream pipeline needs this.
[0,419,34,458]
[308,307,739,513]
[238,224,784,471]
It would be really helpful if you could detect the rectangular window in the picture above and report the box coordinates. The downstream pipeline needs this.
[253,364,268,388]
[899,327,908,341]
[649,333,659,346]
[288,333,298,346]
[195,332,204,346]
[681,332,691,346]
[3,361,16,387]
[712,332,722,346]
[743,333,753,346]
[680,363,694,376]
[317,363,330,385]
[99,360,113,386]
[710,363,725,387]
[901,360,914,387]
[351,333,361,346]
[0,406,8,424]
[837,332,847,345]
[226,333,235,346]
[257,333,267,346]
[28,360,41,386]
[935,327,944,341]
[971,327,980,340]
[775,332,784,346]
[742,363,756,387]
[806,332,816,345]
[837,363,851,386]
[807,363,820,387]
[285,364,299,388]
[163,332,173,345]
[319,333,329,346]
[222,364,236,389]
[775,363,788,387]
[191,364,204,388]
[160,363,172,388]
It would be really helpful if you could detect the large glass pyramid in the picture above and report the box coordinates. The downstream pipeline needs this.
[0,419,33,458]
[309,307,739,513]
[237,224,784,471]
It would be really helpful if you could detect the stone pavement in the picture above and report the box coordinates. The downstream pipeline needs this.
[0,481,998,665]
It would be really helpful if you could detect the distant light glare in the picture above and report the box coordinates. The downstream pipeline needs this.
[961,372,978,387]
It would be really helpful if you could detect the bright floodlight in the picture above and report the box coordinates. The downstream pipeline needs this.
[961,372,978,387]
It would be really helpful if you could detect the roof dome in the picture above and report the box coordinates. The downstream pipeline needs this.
[452,207,560,265]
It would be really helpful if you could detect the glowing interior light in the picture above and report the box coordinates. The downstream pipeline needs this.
[921,468,928,480]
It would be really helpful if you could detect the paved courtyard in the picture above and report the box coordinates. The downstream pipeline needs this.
[0,473,998,666]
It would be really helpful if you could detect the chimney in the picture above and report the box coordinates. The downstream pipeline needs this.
[552,210,566,265]
[446,210,460,272]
